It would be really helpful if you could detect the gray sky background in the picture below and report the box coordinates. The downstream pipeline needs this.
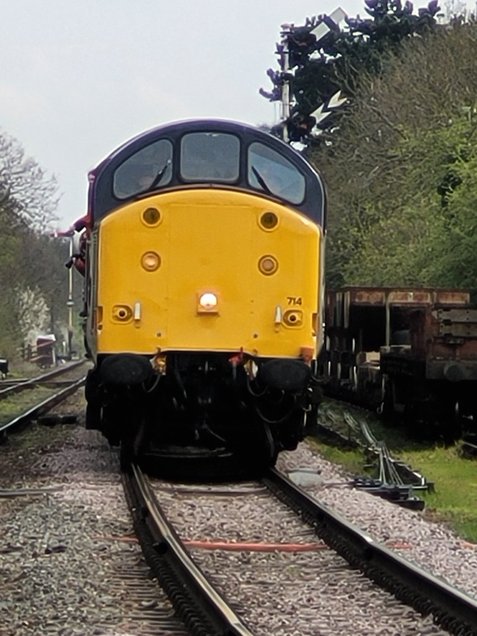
[0,1,364,228]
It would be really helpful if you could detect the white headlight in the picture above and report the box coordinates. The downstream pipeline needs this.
[199,292,218,309]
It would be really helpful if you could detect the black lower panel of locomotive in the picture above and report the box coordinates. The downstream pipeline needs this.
[85,353,315,477]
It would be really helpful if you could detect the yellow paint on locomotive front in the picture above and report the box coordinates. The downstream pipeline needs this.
[95,189,322,359]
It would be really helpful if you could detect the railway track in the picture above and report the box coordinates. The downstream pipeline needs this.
[2,395,476,634]
[2,378,476,634]
[0,360,87,438]
[0,360,86,400]
[315,398,435,507]
[123,463,254,636]
[0,407,191,635]
[123,461,477,635]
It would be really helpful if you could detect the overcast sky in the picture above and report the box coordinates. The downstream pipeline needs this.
[0,0,364,228]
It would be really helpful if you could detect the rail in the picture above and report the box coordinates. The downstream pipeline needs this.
[0,376,85,435]
[264,467,477,635]
[122,463,254,636]
[0,360,86,400]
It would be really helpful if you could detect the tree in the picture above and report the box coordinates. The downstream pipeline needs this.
[261,0,440,144]
[312,22,477,288]
[0,131,67,358]
[0,132,59,230]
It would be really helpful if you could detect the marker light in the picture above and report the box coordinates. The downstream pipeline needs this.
[198,292,219,313]
[142,207,161,226]
[141,251,161,271]
[259,211,278,230]
[258,255,278,275]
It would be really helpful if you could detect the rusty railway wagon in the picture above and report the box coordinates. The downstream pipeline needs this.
[320,287,477,438]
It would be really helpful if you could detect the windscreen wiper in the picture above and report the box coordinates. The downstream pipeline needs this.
[251,166,273,195]
[147,160,171,190]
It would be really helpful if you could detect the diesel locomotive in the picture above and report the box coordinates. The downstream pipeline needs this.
[75,119,326,468]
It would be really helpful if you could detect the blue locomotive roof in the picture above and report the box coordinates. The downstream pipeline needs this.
[88,119,326,225]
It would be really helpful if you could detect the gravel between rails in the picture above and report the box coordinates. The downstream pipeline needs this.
[154,480,450,635]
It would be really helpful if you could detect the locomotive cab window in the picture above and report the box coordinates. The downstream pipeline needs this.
[113,139,173,199]
[247,142,305,205]
[180,132,240,182]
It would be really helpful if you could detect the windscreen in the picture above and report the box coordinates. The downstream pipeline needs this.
[113,139,173,199]
[180,132,240,182]
[247,142,306,205]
